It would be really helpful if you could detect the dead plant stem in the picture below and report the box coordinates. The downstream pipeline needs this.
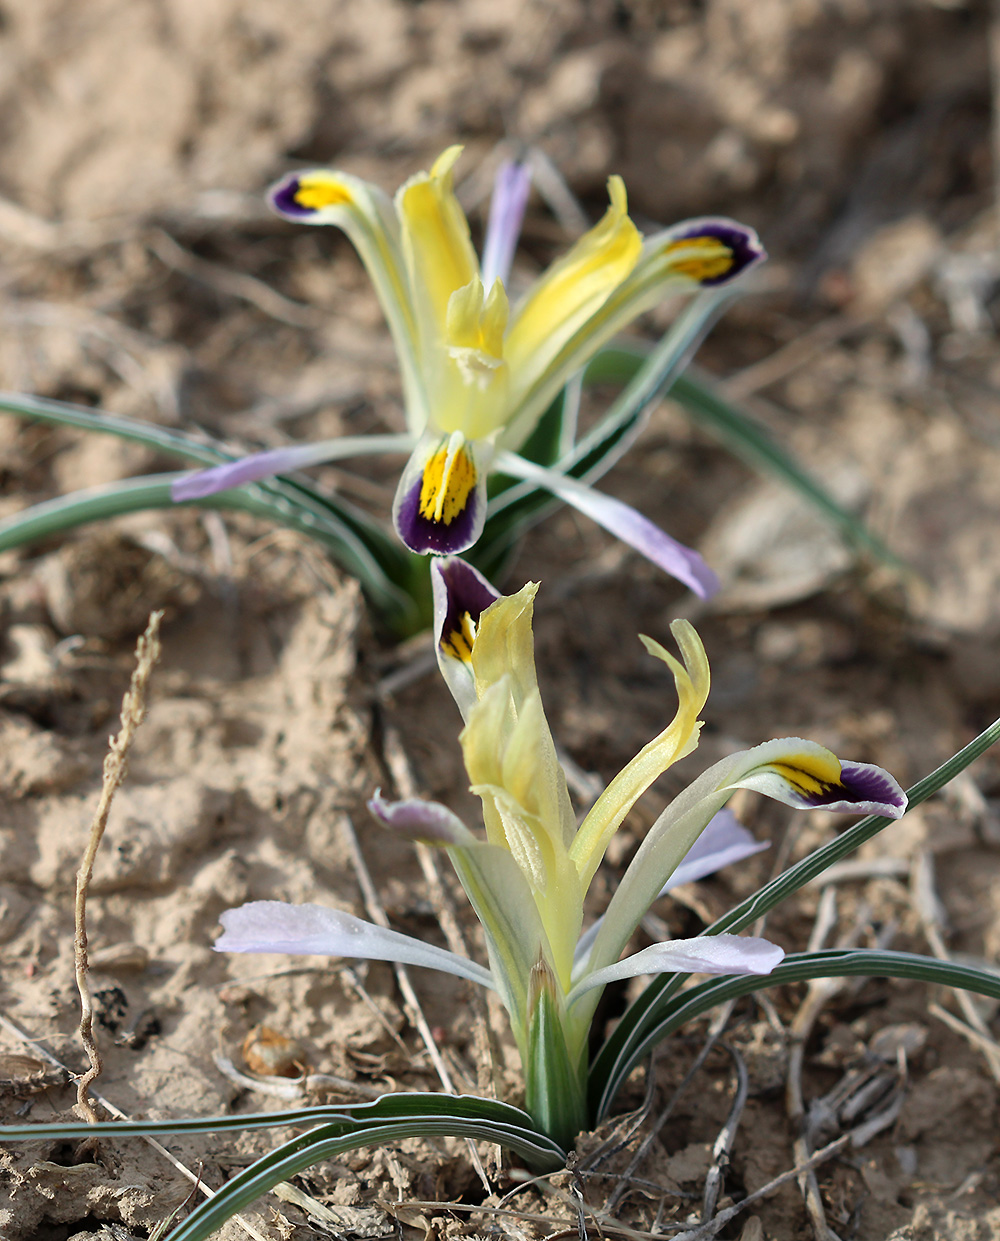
[74,611,163,1123]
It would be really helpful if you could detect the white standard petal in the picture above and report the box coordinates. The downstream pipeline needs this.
[568,933,784,1004]
[216,901,495,990]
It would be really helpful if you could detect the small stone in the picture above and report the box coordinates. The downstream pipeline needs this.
[242,1024,308,1078]
[89,942,150,973]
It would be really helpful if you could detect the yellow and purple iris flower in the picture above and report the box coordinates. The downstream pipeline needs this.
[216,558,907,1103]
[173,148,765,596]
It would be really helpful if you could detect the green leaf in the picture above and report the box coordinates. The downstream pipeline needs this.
[0,391,427,633]
[0,1093,566,1239]
[590,949,1000,1123]
[0,471,419,632]
[589,712,1000,1120]
[523,969,589,1152]
[670,366,904,570]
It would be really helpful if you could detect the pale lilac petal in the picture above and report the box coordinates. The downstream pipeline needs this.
[368,789,475,845]
[573,811,767,971]
[215,900,495,989]
[664,809,768,890]
[494,451,719,597]
[569,933,784,1001]
[172,434,412,502]
[481,160,532,289]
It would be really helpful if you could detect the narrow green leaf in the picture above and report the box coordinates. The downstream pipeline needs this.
[523,970,589,1152]
[0,472,419,632]
[670,367,904,569]
[591,949,1000,1122]
[0,389,427,630]
[0,1093,564,1239]
[590,712,1000,1118]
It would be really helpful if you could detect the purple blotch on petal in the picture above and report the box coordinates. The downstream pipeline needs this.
[395,474,482,554]
[269,174,316,220]
[836,762,908,816]
[434,557,500,643]
[670,217,766,286]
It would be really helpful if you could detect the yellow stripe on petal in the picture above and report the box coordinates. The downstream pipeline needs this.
[442,610,478,662]
[660,234,734,282]
[767,753,842,798]
[419,433,479,525]
[291,174,355,212]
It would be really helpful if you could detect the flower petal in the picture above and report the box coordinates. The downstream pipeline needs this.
[481,159,532,289]
[500,217,764,451]
[397,146,480,342]
[587,738,906,979]
[505,177,641,395]
[665,809,768,888]
[569,620,710,890]
[368,789,475,845]
[268,169,426,432]
[494,451,719,596]
[431,556,501,720]
[568,933,783,1003]
[170,434,413,502]
[571,810,766,972]
[644,217,766,288]
[393,430,491,554]
[215,900,494,990]
[369,787,553,1043]
[720,740,908,817]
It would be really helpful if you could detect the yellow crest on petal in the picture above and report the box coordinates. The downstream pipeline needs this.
[419,434,479,525]
[660,233,735,283]
[290,173,356,212]
[766,752,842,798]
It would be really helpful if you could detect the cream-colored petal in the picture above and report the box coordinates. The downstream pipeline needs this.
[269,168,427,431]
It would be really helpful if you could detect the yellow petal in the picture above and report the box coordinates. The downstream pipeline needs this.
[569,619,711,890]
[397,145,480,340]
[504,176,641,398]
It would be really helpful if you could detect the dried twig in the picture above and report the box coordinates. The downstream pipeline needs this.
[912,851,1000,1085]
[602,1005,736,1214]
[74,611,163,1123]
[148,227,322,328]
[701,1041,749,1224]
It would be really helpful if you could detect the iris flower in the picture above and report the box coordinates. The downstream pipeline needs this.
[174,148,764,595]
[216,558,907,1145]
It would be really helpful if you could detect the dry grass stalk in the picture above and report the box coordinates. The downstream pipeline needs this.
[74,610,164,1123]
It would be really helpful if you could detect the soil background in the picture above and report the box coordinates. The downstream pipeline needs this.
[2,1,1000,1239]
